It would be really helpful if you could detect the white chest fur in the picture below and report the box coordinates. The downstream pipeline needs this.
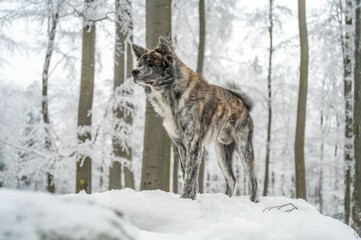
[148,88,179,139]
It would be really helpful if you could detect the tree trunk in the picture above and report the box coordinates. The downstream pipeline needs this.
[294,0,308,200]
[124,0,135,189]
[172,144,179,193]
[76,1,96,193]
[319,105,324,213]
[352,0,361,235]
[197,0,205,75]
[342,0,353,225]
[140,0,172,191]
[197,0,206,194]
[109,0,134,190]
[42,1,60,193]
[263,0,273,197]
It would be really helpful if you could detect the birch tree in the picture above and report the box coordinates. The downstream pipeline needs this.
[140,0,172,191]
[294,0,308,200]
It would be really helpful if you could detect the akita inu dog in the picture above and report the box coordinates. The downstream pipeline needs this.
[131,36,258,202]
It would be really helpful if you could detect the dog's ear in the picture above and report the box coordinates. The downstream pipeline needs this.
[157,36,174,61]
[132,44,148,60]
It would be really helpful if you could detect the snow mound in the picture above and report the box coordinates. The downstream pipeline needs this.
[0,189,136,240]
[0,188,359,240]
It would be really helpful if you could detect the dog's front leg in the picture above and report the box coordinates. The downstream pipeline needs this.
[172,139,186,179]
[180,138,204,200]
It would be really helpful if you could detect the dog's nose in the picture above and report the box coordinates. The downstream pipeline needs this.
[132,69,140,77]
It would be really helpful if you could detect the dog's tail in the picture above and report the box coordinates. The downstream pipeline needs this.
[222,81,254,112]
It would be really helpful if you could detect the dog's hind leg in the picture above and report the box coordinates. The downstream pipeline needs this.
[235,120,259,202]
[215,141,237,197]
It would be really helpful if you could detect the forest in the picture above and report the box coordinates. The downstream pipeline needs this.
[0,0,361,239]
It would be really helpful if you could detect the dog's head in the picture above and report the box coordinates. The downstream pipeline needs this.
[131,36,175,88]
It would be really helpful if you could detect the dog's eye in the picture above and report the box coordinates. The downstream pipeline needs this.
[148,62,155,68]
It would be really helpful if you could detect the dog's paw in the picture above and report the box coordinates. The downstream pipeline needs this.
[180,192,196,200]
[250,195,260,203]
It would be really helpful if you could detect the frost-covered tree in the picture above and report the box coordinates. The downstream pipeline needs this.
[340,0,354,225]
[263,0,274,197]
[42,0,64,193]
[109,0,134,190]
[76,0,97,194]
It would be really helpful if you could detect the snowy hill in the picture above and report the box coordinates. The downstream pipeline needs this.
[0,189,359,240]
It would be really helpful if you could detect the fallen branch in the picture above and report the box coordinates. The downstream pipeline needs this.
[263,203,298,213]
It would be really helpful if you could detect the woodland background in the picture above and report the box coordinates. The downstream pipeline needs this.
[0,0,360,235]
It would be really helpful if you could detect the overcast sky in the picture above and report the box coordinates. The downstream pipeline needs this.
[0,0,325,88]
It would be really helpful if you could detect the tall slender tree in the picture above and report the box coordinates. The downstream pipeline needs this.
[263,0,273,197]
[197,0,206,194]
[42,0,61,193]
[76,0,96,194]
[294,0,308,200]
[172,144,179,193]
[352,0,361,234]
[140,0,172,191]
[124,3,135,189]
[340,0,354,225]
[109,0,134,190]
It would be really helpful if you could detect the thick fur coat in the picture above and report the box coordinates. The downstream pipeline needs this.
[131,37,258,202]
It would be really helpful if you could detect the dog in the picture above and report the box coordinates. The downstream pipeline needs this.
[131,36,258,202]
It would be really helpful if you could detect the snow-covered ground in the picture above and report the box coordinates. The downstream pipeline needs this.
[0,189,359,240]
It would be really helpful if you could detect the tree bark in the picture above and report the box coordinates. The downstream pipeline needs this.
[319,99,324,213]
[352,0,361,235]
[76,1,96,193]
[294,0,308,200]
[109,0,126,190]
[341,0,353,225]
[109,0,134,190]
[263,0,273,197]
[172,144,179,193]
[124,0,135,189]
[42,1,60,193]
[197,0,206,194]
[140,0,172,191]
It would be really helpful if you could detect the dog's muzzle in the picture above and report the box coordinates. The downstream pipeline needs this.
[131,69,140,77]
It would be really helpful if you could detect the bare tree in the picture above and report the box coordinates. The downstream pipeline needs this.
[109,0,134,190]
[42,0,62,193]
[140,0,172,191]
[172,144,179,193]
[263,0,273,197]
[352,0,361,234]
[76,0,96,194]
[294,0,308,200]
[197,0,206,194]
[339,0,354,225]
[124,4,135,189]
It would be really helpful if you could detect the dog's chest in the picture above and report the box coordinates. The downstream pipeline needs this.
[148,88,179,139]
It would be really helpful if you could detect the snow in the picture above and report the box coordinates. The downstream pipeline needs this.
[0,188,359,240]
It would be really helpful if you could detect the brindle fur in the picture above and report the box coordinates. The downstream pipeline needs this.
[131,37,259,202]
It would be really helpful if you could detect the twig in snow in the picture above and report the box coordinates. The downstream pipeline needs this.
[263,203,298,213]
